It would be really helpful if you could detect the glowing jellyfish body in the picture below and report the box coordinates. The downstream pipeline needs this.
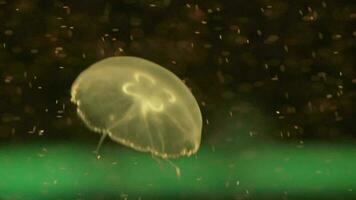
[71,56,202,159]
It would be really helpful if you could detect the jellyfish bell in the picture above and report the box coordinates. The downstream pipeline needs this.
[71,56,203,161]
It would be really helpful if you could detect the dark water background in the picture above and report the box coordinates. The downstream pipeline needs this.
[1,0,355,142]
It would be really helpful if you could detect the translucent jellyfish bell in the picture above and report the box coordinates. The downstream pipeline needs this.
[71,56,202,159]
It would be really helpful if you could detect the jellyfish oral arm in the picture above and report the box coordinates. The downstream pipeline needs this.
[94,132,108,155]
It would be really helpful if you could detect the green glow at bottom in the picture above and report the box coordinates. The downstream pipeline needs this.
[0,136,355,199]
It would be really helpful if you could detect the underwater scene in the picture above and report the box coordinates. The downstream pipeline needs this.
[0,0,355,199]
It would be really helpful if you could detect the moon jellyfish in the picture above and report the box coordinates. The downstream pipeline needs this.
[71,56,202,162]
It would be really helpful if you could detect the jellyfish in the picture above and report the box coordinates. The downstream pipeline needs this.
[71,56,202,173]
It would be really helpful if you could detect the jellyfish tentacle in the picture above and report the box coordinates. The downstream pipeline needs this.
[151,154,164,170]
[166,159,181,178]
[151,155,180,178]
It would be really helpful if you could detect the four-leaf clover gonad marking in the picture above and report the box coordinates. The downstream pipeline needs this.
[122,73,176,114]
